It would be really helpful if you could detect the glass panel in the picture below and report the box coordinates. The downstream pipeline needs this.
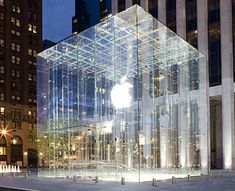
[37,5,208,182]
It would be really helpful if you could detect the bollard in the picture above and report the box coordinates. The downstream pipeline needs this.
[200,173,203,180]
[121,177,125,185]
[73,175,76,182]
[25,173,28,179]
[95,176,99,183]
[172,176,176,184]
[187,175,190,181]
[152,178,157,187]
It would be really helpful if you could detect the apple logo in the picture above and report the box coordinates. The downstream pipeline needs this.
[111,76,133,109]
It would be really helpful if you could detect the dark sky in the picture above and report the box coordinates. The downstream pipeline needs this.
[43,0,74,42]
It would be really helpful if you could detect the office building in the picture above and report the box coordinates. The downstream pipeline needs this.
[0,0,42,167]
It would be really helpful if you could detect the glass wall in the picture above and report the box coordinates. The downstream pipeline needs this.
[37,5,208,182]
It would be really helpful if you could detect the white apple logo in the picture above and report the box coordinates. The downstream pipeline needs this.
[111,76,133,109]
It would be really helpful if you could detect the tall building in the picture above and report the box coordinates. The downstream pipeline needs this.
[72,0,112,34]
[0,0,42,167]
[72,0,90,34]
[112,0,235,170]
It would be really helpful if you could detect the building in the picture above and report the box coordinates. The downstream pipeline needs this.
[37,5,208,181]
[0,0,42,167]
[111,0,235,171]
[42,39,56,50]
[72,0,112,34]
[72,0,90,34]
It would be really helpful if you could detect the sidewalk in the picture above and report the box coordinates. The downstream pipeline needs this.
[0,173,234,191]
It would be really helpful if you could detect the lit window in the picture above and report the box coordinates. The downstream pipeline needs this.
[11,30,15,35]
[11,56,15,63]
[11,69,15,77]
[0,79,4,84]
[11,95,15,100]
[0,13,4,20]
[28,60,32,65]
[0,66,4,74]
[0,39,4,47]
[28,110,32,116]
[28,24,32,31]
[33,26,37,33]
[16,31,20,36]
[16,45,20,52]
[16,6,20,13]
[28,73,32,81]
[28,48,32,56]
[16,57,20,64]
[16,70,20,78]
[11,43,15,50]
[11,17,15,25]
[0,93,4,101]
[16,19,20,27]
[33,50,37,57]
[0,106,4,114]
[16,96,20,101]
[0,0,4,7]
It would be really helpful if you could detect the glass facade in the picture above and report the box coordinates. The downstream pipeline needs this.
[37,5,207,182]
[208,0,221,86]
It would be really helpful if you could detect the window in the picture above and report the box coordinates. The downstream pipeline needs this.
[28,48,32,56]
[0,39,4,47]
[16,121,21,129]
[28,24,32,31]
[28,73,32,81]
[28,123,33,130]
[0,66,4,74]
[166,0,176,32]
[16,45,20,52]
[0,13,4,20]
[0,106,4,114]
[28,110,32,116]
[0,93,4,101]
[11,95,15,100]
[16,70,20,78]
[33,50,37,57]
[208,0,221,86]
[33,26,37,33]
[0,0,4,7]
[0,120,4,128]
[16,57,20,64]
[16,19,20,27]
[11,69,15,77]
[11,56,15,63]
[12,5,20,13]
[11,43,15,50]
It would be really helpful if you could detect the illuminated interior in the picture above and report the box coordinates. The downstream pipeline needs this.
[37,5,208,182]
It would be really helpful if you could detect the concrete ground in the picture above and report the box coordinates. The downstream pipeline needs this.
[0,172,235,191]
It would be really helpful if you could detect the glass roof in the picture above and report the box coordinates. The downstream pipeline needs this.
[38,5,205,80]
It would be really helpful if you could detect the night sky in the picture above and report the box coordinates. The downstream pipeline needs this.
[43,0,74,42]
